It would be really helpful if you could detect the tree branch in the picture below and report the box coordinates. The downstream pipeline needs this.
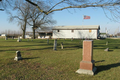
[47,2,120,14]
[48,0,66,12]
[26,0,120,15]
[12,16,24,21]
[26,0,47,14]
[0,9,4,11]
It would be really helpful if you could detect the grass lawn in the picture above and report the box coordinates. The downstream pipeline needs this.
[0,38,120,80]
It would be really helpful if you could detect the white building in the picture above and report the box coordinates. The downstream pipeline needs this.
[52,25,100,39]
[1,34,6,36]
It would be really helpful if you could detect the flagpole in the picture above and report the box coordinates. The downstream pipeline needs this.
[82,15,90,39]
[82,15,84,26]
[82,15,84,40]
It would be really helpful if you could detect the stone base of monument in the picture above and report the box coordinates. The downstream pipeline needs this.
[76,67,97,75]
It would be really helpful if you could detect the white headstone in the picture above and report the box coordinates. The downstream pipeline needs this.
[5,37,7,40]
[17,37,21,42]
[61,42,63,49]
[104,48,109,51]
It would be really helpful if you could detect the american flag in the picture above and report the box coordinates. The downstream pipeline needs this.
[84,15,90,19]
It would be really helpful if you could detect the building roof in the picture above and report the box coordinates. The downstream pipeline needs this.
[37,31,52,33]
[100,33,106,35]
[52,25,100,30]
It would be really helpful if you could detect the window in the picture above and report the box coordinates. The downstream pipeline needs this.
[89,29,92,33]
[71,30,74,33]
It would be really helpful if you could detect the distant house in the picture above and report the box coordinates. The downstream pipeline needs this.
[52,25,100,39]
[38,31,52,39]
[20,35,32,39]
[1,34,6,36]
[100,33,107,38]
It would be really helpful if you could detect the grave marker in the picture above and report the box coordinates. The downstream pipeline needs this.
[106,41,108,45]
[61,42,63,49]
[76,40,97,75]
[71,38,73,41]
[5,36,7,40]
[27,38,29,41]
[12,36,14,40]
[17,37,21,42]
[14,51,22,61]
[53,39,57,50]
[104,48,109,51]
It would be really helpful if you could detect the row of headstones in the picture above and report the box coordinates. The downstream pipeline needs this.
[53,39,109,51]
[14,40,97,75]
[5,36,109,52]
[5,37,33,42]
[5,37,14,40]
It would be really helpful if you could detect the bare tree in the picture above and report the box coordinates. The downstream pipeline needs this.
[28,1,56,39]
[9,0,31,39]
[26,0,120,21]
[0,0,14,11]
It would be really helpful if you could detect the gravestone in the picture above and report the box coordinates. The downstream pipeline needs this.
[104,48,109,51]
[53,39,57,50]
[5,36,7,40]
[61,42,63,49]
[17,37,21,42]
[71,38,73,41]
[76,40,97,75]
[14,51,22,61]
[12,36,14,40]
[106,41,108,45]
[27,38,29,41]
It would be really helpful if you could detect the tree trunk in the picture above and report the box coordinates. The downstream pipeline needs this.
[22,30,25,39]
[32,21,36,39]
[32,27,35,39]
[22,19,27,39]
